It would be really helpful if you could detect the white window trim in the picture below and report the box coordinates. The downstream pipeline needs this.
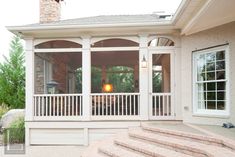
[192,45,230,117]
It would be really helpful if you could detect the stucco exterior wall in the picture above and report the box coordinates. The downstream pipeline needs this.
[181,21,235,125]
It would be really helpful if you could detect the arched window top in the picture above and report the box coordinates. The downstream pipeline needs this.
[148,37,174,47]
[92,38,139,47]
[35,40,82,49]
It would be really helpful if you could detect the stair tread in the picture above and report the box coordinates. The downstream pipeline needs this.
[129,129,235,157]
[142,125,222,143]
[99,144,145,157]
[114,137,192,157]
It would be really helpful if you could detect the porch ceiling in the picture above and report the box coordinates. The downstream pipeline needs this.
[91,51,139,67]
[181,0,235,35]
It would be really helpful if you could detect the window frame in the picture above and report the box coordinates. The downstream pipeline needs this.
[192,45,230,117]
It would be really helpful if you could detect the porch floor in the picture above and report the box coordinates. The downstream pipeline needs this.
[142,121,205,135]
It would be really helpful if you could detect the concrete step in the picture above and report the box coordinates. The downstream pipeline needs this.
[142,125,224,147]
[114,137,192,157]
[99,144,145,157]
[129,129,235,157]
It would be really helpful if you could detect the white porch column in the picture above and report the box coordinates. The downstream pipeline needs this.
[25,38,34,122]
[139,34,149,120]
[82,36,91,121]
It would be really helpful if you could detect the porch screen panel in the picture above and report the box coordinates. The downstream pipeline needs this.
[152,54,171,117]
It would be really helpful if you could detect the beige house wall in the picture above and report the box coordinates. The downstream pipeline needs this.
[181,21,235,125]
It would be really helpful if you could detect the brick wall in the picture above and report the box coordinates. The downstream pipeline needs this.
[35,55,45,94]
[34,53,70,94]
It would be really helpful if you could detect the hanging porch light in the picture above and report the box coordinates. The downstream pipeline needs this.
[102,83,113,93]
[141,55,147,68]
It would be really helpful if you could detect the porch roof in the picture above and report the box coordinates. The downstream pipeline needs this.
[7,0,235,36]
[21,14,171,27]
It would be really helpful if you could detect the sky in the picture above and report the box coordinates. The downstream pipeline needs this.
[0,0,182,62]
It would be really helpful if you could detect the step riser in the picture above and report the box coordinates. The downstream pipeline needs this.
[129,133,212,157]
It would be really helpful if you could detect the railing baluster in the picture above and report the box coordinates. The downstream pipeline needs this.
[102,95,104,116]
[105,95,107,115]
[68,96,71,116]
[65,96,67,116]
[129,95,132,115]
[138,94,140,115]
[125,95,127,115]
[114,96,116,116]
[169,95,174,116]
[158,95,160,116]
[55,96,58,116]
[72,96,74,116]
[98,95,100,116]
[48,96,52,116]
[45,96,47,116]
[133,95,135,115]
[166,95,169,116]
[109,95,112,115]
[81,95,83,116]
[75,96,78,116]
[118,95,120,116]
[34,97,36,116]
[60,96,62,116]
[163,95,165,116]
[53,96,55,116]
[122,95,124,115]
[94,95,97,116]
[37,97,39,116]
[155,95,157,116]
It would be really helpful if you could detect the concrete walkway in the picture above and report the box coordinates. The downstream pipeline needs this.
[0,145,86,157]
[193,124,235,140]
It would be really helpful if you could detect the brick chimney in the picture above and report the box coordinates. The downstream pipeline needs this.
[40,0,62,23]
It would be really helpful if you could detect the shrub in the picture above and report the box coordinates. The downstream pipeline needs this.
[3,117,25,144]
[0,36,25,109]
[0,104,9,119]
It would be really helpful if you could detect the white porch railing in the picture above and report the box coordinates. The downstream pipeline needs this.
[33,94,83,120]
[33,93,173,120]
[150,93,174,119]
[91,93,140,120]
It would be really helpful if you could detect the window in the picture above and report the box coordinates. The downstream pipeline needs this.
[193,46,229,116]
[44,60,52,93]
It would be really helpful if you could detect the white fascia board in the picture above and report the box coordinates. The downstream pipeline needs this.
[6,21,172,32]
[171,0,190,25]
